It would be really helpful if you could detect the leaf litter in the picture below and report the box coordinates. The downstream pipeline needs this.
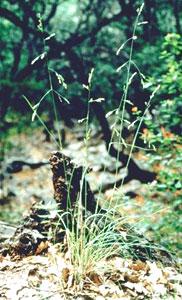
[0,241,182,300]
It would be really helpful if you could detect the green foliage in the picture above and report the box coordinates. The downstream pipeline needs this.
[141,34,182,255]
[146,132,182,254]
[1,0,181,124]
[147,34,182,133]
[159,34,182,132]
[144,33,182,189]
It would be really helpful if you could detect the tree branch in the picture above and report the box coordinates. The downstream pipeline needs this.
[0,6,35,35]
[44,0,59,26]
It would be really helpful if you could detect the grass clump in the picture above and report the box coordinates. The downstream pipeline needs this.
[20,3,180,294]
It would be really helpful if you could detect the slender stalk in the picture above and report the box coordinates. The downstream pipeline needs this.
[41,27,63,150]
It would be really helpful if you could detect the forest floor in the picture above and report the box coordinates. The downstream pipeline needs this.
[0,123,182,300]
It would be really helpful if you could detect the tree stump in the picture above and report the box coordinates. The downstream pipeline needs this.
[0,151,99,258]
[50,151,99,213]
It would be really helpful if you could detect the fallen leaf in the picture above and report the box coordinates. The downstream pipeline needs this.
[124,273,139,283]
[129,260,148,272]
[35,241,49,254]
[88,271,102,285]
[62,267,69,283]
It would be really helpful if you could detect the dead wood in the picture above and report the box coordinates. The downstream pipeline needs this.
[0,151,100,258]
[50,151,100,213]
[6,160,49,173]
[0,201,49,257]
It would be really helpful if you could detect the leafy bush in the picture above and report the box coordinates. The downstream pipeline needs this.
[151,33,182,133]
[141,33,182,255]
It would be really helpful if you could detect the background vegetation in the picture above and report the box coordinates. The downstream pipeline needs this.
[0,0,182,257]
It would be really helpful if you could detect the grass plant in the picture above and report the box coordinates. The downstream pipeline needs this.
[22,2,176,292]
